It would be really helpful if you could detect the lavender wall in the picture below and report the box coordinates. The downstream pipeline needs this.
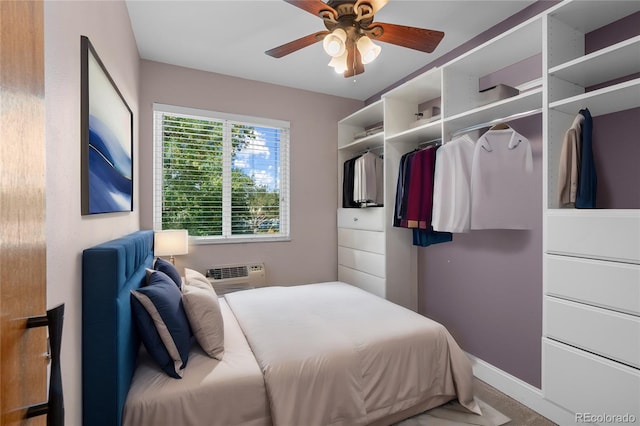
[585,11,640,54]
[592,108,640,209]
[138,60,363,285]
[419,115,543,387]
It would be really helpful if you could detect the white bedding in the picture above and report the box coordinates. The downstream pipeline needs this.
[225,282,481,426]
[123,299,271,426]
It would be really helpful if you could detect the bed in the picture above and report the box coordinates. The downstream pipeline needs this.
[82,230,480,426]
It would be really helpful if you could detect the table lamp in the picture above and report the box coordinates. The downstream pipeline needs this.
[154,230,189,265]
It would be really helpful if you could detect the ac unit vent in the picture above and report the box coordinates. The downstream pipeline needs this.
[208,265,248,281]
[206,263,266,290]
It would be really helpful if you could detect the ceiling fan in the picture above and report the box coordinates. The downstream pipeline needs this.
[265,0,445,78]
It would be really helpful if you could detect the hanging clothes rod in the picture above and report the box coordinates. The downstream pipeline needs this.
[357,145,384,155]
[450,108,542,137]
[417,137,442,148]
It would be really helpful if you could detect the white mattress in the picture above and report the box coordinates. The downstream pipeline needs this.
[123,298,271,426]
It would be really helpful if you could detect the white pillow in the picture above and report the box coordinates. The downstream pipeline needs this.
[184,268,213,291]
[182,269,224,359]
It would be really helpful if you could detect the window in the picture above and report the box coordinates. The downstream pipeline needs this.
[153,104,290,243]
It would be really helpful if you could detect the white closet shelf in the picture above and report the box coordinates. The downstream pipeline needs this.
[385,119,441,145]
[446,17,542,76]
[339,100,383,128]
[444,88,542,134]
[338,131,384,151]
[547,0,640,34]
[384,68,441,103]
[549,77,640,117]
[548,35,640,87]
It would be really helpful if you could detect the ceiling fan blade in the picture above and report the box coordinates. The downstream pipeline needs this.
[284,0,337,19]
[372,22,444,53]
[343,43,365,78]
[265,31,329,58]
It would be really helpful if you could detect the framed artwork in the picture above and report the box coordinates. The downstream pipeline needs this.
[81,36,133,215]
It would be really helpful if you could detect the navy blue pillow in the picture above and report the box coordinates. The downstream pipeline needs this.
[154,257,182,289]
[131,271,191,378]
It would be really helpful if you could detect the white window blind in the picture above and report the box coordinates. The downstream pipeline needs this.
[153,104,290,243]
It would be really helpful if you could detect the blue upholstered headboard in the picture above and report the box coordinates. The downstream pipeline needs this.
[82,230,154,426]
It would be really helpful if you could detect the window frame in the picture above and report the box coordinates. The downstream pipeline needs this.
[153,103,290,244]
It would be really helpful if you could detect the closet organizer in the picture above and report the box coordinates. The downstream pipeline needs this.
[543,1,640,423]
[338,1,640,424]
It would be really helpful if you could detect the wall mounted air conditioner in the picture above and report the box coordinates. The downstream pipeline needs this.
[206,262,266,294]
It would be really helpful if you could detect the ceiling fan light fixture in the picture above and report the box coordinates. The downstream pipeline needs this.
[357,35,381,64]
[328,51,348,74]
[322,28,347,57]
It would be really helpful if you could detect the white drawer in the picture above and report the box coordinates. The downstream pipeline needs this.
[338,228,385,254]
[543,338,640,421]
[338,265,385,298]
[546,210,640,264]
[337,207,384,231]
[546,254,640,316]
[545,297,640,368]
[338,246,385,279]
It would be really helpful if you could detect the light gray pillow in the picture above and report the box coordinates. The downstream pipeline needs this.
[184,267,213,290]
[182,276,224,359]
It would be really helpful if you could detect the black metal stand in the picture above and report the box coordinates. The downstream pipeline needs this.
[24,303,64,426]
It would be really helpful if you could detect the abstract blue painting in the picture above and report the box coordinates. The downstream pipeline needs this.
[81,36,133,215]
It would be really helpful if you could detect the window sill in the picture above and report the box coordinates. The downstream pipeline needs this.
[190,235,291,245]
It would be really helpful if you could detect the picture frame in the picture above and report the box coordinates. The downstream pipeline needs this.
[80,35,133,215]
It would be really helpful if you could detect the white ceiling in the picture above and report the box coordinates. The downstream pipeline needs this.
[126,1,536,101]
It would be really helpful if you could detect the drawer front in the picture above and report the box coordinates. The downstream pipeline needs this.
[543,338,640,421]
[546,254,640,316]
[546,210,640,263]
[545,297,640,368]
[338,228,385,254]
[338,246,385,279]
[338,265,385,298]
[337,207,384,231]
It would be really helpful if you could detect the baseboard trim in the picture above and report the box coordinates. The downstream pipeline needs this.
[467,353,576,425]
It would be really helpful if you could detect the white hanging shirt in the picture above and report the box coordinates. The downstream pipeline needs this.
[470,128,534,230]
[354,152,379,205]
[431,134,475,233]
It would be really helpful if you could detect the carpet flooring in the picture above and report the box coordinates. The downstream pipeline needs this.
[395,378,558,426]
[472,378,558,426]
[396,398,510,426]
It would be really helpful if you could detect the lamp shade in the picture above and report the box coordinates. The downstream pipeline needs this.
[328,50,348,74]
[154,230,189,257]
[357,36,381,64]
[322,28,347,57]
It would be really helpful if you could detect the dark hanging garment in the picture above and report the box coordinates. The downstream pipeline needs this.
[393,153,408,226]
[393,151,415,227]
[342,156,360,208]
[576,108,597,208]
[413,227,453,247]
[411,145,452,246]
